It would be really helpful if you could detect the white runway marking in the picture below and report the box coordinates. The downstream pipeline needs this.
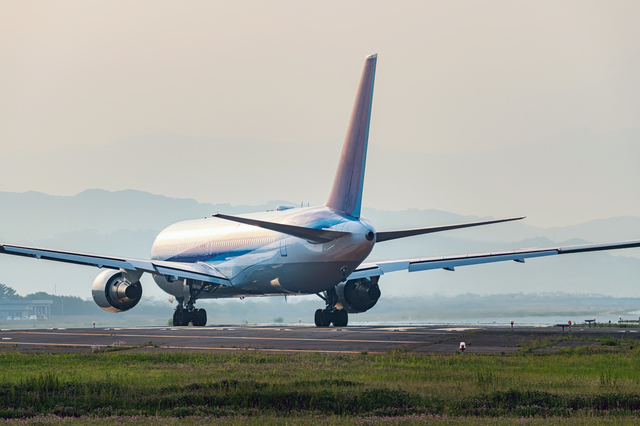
[5,330,427,345]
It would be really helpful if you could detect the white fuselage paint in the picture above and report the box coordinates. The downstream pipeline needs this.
[150,206,375,299]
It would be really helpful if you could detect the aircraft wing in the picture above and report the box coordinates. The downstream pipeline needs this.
[0,243,231,286]
[348,240,640,280]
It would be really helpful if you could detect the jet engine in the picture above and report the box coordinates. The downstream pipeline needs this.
[335,276,381,313]
[92,270,143,313]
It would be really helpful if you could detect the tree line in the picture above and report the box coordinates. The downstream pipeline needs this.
[0,283,92,316]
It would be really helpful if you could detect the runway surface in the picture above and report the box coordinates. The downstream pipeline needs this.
[2,324,638,354]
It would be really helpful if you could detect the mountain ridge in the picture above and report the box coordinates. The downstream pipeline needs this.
[2,127,640,226]
[2,189,640,301]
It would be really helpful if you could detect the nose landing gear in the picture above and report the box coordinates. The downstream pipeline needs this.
[314,288,348,327]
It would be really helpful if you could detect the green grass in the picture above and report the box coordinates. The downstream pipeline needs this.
[2,414,640,425]
[2,345,640,421]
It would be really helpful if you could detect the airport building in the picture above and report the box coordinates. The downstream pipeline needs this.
[0,300,52,320]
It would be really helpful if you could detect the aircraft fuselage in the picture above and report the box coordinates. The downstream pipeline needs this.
[150,206,376,298]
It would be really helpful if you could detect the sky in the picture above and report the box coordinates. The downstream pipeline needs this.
[1,1,640,227]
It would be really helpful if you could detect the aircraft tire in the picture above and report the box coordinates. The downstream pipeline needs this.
[332,309,348,327]
[192,309,207,326]
[321,309,333,326]
[174,308,190,326]
[314,309,325,327]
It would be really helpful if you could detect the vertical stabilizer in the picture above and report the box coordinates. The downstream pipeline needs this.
[325,54,377,218]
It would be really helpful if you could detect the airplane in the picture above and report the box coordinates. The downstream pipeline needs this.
[2,53,640,327]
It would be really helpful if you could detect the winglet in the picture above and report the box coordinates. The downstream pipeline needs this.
[325,54,377,218]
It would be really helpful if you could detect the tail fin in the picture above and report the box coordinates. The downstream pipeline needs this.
[325,54,377,218]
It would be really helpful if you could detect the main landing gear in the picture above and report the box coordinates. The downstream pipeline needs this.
[173,279,208,326]
[315,287,348,327]
[173,305,207,326]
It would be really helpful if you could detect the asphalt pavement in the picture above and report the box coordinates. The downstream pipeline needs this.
[0,324,636,354]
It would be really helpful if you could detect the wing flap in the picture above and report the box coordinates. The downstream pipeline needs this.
[407,249,557,272]
[558,240,640,254]
[0,243,230,286]
[2,244,132,269]
[152,259,229,284]
[349,239,640,280]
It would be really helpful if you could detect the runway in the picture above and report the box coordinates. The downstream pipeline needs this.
[0,324,637,354]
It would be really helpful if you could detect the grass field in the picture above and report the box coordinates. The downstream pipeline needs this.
[1,336,640,423]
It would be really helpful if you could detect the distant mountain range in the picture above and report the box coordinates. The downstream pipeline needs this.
[2,189,640,305]
[4,188,640,244]
[2,127,640,227]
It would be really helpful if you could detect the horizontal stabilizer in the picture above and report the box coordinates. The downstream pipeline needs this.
[375,216,525,243]
[212,213,351,244]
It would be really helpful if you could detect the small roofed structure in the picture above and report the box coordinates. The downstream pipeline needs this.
[0,300,52,320]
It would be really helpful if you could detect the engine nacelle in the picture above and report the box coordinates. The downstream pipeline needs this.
[336,276,381,313]
[92,270,143,313]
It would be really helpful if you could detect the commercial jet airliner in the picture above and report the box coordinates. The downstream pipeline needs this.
[2,54,640,327]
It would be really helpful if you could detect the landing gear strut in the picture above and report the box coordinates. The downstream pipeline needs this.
[314,287,348,327]
[172,279,208,326]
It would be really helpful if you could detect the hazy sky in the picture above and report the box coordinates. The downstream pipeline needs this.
[1,1,640,227]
